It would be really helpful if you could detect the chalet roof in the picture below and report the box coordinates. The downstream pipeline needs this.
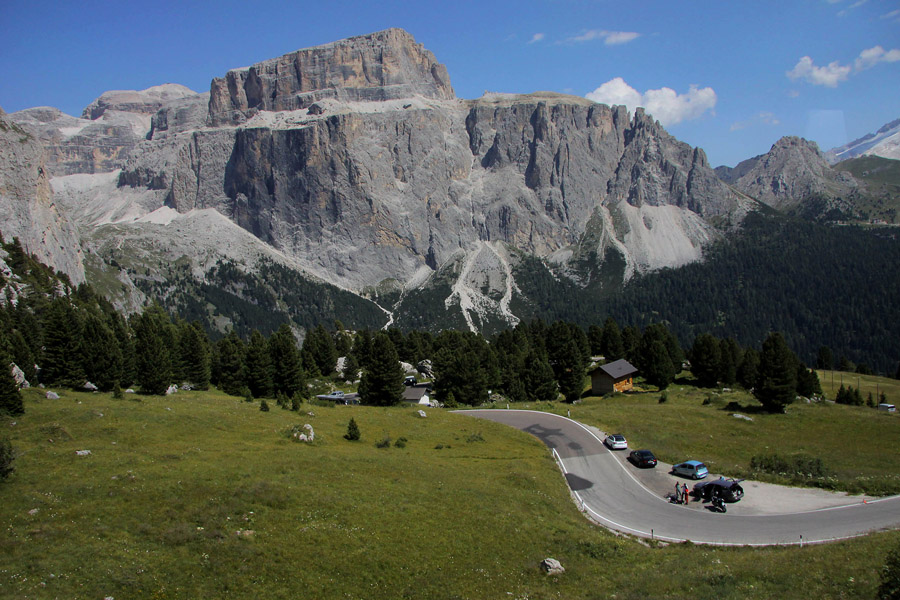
[593,358,638,380]
[402,386,429,402]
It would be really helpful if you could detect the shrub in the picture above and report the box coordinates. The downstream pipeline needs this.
[375,436,392,449]
[394,437,408,448]
[879,541,900,600]
[112,383,124,399]
[344,418,360,441]
[750,453,831,480]
[259,399,270,412]
[291,395,301,411]
[658,391,668,404]
[465,432,485,443]
[242,387,253,403]
[0,437,14,480]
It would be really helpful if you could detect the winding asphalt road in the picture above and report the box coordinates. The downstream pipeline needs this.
[457,409,900,545]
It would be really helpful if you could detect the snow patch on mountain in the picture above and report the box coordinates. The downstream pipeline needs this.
[826,118,900,164]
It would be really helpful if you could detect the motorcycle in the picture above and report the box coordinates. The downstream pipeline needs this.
[710,494,727,513]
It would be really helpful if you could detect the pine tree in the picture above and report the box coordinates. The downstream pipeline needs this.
[110,314,136,388]
[600,317,625,361]
[642,340,676,390]
[215,332,246,396]
[554,338,587,402]
[341,353,360,382]
[80,313,122,391]
[132,304,173,395]
[40,297,85,387]
[816,346,834,370]
[637,323,683,379]
[754,332,799,413]
[796,362,823,398]
[268,324,306,398]
[690,333,722,387]
[0,349,24,416]
[302,324,337,377]
[358,333,404,406]
[737,347,760,390]
[433,341,488,407]
[546,322,586,402]
[351,329,375,371]
[9,330,36,384]
[344,417,361,441]
[523,349,558,402]
[588,324,604,356]
[178,321,211,390]
[244,330,273,398]
[718,338,741,386]
[838,356,855,372]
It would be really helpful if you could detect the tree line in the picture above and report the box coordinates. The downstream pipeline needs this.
[1,235,895,418]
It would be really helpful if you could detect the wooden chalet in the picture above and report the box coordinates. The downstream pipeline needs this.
[590,358,638,395]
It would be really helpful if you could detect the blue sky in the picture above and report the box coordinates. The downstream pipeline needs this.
[1,0,898,166]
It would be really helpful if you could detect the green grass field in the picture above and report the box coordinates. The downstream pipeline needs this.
[1,383,898,599]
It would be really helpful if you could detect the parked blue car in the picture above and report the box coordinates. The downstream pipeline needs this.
[671,460,709,479]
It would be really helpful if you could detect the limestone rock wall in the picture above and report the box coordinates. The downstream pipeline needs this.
[0,111,84,283]
[208,29,454,126]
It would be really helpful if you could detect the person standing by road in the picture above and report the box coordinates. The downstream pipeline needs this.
[674,482,682,504]
[683,483,690,505]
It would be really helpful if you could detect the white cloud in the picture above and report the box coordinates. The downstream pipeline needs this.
[585,77,717,126]
[880,9,900,21]
[786,56,851,87]
[528,33,545,44]
[855,45,900,70]
[730,112,781,132]
[564,29,641,45]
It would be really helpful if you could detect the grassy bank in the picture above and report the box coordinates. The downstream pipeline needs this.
[0,387,898,599]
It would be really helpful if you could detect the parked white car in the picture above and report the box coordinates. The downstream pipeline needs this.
[604,434,628,450]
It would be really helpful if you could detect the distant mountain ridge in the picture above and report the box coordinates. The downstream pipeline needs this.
[3,28,757,335]
[714,136,864,221]
[825,117,900,164]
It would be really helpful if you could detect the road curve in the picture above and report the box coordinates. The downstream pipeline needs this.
[456,409,900,546]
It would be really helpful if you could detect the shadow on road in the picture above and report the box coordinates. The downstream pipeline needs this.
[523,424,565,450]
[565,472,594,491]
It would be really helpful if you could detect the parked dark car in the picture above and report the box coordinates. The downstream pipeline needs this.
[693,477,745,502]
[628,449,658,468]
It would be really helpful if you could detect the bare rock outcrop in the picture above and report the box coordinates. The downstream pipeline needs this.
[208,28,454,126]
[0,111,85,283]
[81,84,197,120]
[724,136,860,214]
[10,85,200,177]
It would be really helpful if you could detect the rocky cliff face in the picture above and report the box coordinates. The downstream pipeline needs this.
[0,110,84,283]
[122,84,747,292]
[723,136,861,216]
[13,28,759,330]
[10,85,201,177]
[208,28,454,127]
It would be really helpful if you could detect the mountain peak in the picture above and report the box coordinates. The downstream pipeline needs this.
[207,28,454,127]
[826,117,900,164]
